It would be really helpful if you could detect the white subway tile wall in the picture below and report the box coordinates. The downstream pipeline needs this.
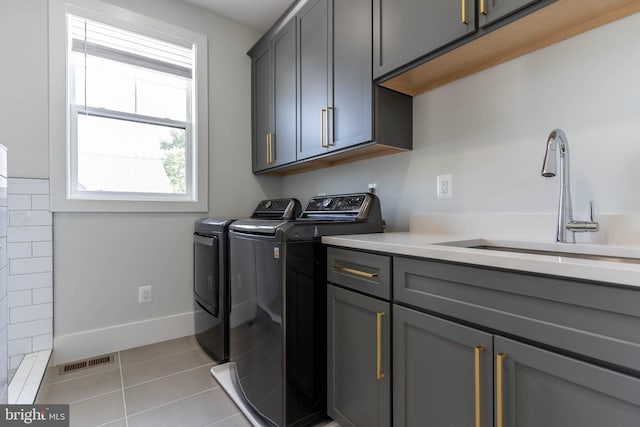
[6,178,53,370]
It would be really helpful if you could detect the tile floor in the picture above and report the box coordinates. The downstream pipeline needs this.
[35,335,252,427]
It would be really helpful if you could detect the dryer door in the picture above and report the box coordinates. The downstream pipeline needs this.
[194,233,219,317]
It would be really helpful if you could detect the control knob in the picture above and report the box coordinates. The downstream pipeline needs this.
[322,198,334,209]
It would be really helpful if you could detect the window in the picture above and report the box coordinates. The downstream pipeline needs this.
[49,0,208,212]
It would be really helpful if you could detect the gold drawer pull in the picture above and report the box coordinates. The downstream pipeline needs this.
[480,0,488,15]
[376,311,385,380]
[333,265,378,278]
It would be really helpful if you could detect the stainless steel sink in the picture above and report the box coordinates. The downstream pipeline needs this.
[437,239,640,265]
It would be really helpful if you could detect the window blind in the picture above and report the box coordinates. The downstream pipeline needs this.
[69,14,193,78]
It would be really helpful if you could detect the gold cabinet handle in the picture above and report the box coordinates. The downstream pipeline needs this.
[496,352,507,427]
[376,311,385,380]
[333,265,378,278]
[474,346,485,427]
[321,108,328,147]
[480,0,488,15]
[266,133,270,163]
[461,0,469,25]
[268,133,275,164]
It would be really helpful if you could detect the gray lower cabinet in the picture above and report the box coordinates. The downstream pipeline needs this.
[395,304,640,427]
[393,305,493,427]
[373,0,476,79]
[495,336,640,426]
[327,284,391,427]
[326,247,640,426]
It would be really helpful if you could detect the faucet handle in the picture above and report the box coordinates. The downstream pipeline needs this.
[566,200,599,233]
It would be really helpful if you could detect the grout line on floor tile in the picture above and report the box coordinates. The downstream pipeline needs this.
[125,386,219,419]
[118,352,130,427]
[95,417,127,427]
[203,412,246,427]
[120,343,204,367]
[61,389,124,405]
[122,362,219,390]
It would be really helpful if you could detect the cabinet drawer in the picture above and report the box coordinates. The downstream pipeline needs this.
[394,256,640,373]
[327,247,391,299]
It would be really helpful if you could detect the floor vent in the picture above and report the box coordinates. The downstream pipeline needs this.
[59,354,115,375]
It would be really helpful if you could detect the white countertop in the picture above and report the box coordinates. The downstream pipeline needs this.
[322,232,640,289]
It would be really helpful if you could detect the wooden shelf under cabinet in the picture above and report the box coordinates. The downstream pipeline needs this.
[380,0,640,96]
[258,142,409,176]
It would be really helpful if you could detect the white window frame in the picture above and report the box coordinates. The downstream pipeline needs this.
[49,0,209,212]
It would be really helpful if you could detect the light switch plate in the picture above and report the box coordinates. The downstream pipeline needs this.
[437,174,452,199]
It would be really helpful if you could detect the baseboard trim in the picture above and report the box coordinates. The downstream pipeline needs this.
[52,311,196,365]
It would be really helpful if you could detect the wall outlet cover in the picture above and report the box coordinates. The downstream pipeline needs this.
[138,285,152,304]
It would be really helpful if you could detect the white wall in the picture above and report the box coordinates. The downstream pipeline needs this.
[0,0,282,364]
[0,2,49,179]
[283,11,640,234]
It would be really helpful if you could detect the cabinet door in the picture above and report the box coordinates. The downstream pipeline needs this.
[251,45,272,172]
[331,0,373,150]
[298,0,330,160]
[478,0,541,27]
[327,285,390,427]
[495,336,640,427]
[272,21,297,166]
[373,0,476,79]
[394,305,493,427]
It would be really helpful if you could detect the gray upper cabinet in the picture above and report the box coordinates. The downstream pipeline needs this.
[297,0,330,160]
[373,0,476,79]
[249,0,412,175]
[298,0,374,160]
[495,336,640,427]
[478,0,541,27]
[249,21,297,172]
[251,44,272,172]
[273,22,297,167]
[394,305,493,427]
[327,0,373,151]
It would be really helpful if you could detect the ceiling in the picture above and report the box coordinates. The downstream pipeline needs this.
[182,0,297,32]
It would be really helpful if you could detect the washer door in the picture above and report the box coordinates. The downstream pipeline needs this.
[229,232,283,427]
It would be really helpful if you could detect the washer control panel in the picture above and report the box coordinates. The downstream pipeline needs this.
[302,193,371,217]
[252,198,301,220]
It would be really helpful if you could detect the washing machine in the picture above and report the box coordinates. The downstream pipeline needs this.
[219,192,384,426]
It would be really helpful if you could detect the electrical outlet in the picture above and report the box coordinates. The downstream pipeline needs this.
[138,285,152,303]
[437,174,453,199]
